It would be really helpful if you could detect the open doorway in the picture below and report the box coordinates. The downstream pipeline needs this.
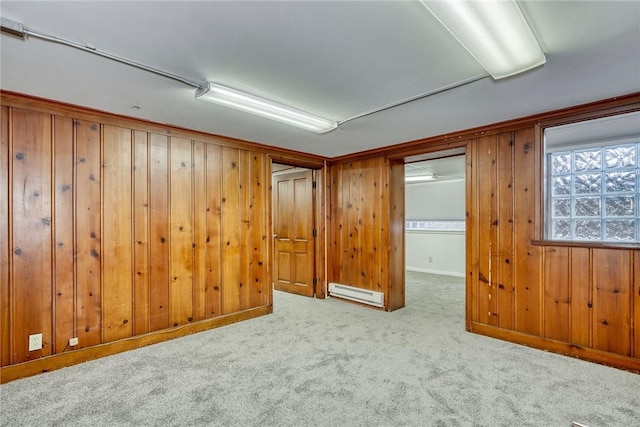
[271,162,326,300]
[404,153,466,312]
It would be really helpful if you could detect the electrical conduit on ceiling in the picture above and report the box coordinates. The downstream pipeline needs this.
[1,15,491,131]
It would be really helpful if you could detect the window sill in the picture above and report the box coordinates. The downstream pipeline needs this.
[531,239,640,250]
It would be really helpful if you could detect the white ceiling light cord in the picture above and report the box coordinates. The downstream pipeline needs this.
[1,17,203,89]
[337,72,489,126]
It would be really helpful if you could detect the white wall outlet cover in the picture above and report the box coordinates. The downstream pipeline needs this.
[69,337,79,346]
[28,333,43,351]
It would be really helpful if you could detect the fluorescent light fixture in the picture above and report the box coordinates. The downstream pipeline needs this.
[0,16,25,38]
[419,0,545,79]
[405,175,438,183]
[195,81,337,134]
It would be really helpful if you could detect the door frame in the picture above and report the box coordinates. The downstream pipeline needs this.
[388,144,469,325]
[269,156,328,302]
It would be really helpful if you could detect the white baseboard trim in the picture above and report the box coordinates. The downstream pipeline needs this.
[406,266,465,278]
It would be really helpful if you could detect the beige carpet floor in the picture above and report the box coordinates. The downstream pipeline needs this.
[1,271,639,426]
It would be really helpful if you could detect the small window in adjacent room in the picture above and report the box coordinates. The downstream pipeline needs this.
[544,111,640,243]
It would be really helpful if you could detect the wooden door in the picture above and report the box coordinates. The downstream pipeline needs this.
[273,170,315,297]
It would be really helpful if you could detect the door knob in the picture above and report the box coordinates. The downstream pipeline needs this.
[273,233,279,238]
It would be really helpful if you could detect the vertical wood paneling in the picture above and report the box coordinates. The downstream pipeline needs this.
[513,128,541,335]
[634,250,640,358]
[358,159,376,292]
[349,162,361,288]
[314,167,326,299]
[169,137,194,327]
[543,247,570,342]
[592,249,631,356]
[192,141,207,322]
[328,158,393,308]
[221,147,241,314]
[148,134,170,331]
[133,131,150,335]
[570,247,591,347]
[339,164,350,285]
[380,159,390,307]
[1,98,278,374]
[466,144,475,329]
[476,135,497,326]
[497,132,514,329]
[0,106,11,366]
[102,125,133,342]
[388,160,405,311]
[11,109,53,362]
[205,144,222,317]
[239,150,251,310]
[53,116,75,352]
[249,152,266,308]
[328,165,342,284]
[468,141,479,326]
[4,94,639,375]
[75,120,102,347]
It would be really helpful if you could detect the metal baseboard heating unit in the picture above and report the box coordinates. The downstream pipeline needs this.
[328,283,384,308]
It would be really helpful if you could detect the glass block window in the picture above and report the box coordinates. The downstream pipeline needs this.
[547,143,640,242]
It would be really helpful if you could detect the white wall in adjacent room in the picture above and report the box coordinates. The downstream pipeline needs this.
[406,231,465,277]
[405,179,465,277]
[405,180,465,220]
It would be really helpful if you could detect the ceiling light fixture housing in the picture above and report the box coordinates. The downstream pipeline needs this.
[405,175,438,183]
[419,0,546,79]
[195,81,338,134]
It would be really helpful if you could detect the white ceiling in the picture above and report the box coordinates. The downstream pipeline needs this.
[546,110,640,150]
[1,1,639,158]
[406,156,465,182]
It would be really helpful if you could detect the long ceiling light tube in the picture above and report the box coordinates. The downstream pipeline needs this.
[419,0,546,80]
[405,175,438,183]
[195,81,337,134]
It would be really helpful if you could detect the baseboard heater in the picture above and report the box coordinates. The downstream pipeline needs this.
[328,283,384,308]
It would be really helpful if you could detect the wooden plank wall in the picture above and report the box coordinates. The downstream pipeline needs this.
[468,127,639,368]
[328,157,402,310]
[543,247,635,357]
[471,129,543,334]
[0,106,270,367]
[328,114,638,368]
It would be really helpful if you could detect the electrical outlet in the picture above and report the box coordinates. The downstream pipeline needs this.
[69,337,79,347]
[28,333,43,351]
[428,256,433,263]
